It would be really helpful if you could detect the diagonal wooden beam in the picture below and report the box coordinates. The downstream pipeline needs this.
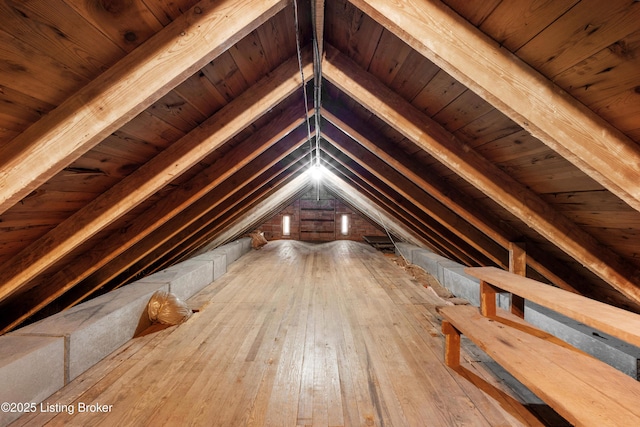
[320,163,428,247]
[320,142,484,265]
[351,0,640,214]
[0,0,289,215]
[320,155,457,259]
[0,51,313,305]
[323,44,640,305]
[322,105,581,293]
[61,149,309,313]
[148,154,310,271]
[0,121,310,333]
[322,121,507,267]
[184,161,310,255]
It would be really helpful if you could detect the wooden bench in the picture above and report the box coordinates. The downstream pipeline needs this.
[438,266,640,427]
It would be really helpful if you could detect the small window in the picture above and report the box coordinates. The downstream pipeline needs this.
[283,215,291,236]
[341,214,349,235]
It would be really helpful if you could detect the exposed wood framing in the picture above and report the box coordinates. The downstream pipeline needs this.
[322,122,506,267]
[322,158,453,258]
[0,52,313,306]
[68,149,309,312]
[320,142,483,265]
[190,164,310,252]
[0,0,288,215]
[351,0,640,214]
[0,121,310,332]
[323,44,640,305]
[322,106,580,292]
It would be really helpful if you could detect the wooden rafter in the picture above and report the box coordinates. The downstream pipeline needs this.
[167,156,310,265]
[63,148,309,313]
[0,0,289,215]
[0,51,313,306]
[190,162,310,253]
[0,121,310,332]
[322,106,581,293]
[321,157,454,258]
[323,44,640,305]
[320,142,483,265]
[351,0,640,214]
[322,122,506,267]
[320,166,426,246]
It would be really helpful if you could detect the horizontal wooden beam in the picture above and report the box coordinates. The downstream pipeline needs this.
[352,0,640,214]
[0,0,288,215]
[323,43,640,305]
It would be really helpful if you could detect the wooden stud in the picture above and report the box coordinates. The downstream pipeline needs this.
[441,320,461,368]
[509,241,526,318]
[480,280,497,318]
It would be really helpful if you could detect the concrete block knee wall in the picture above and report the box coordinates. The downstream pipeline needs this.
[396,243,640,380]
[0,238,251,427]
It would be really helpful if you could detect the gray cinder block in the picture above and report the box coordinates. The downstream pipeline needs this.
[238,237,252,255]
[395,242,428,264]
[137,259,213,301]
[412,250,443,278]
[0,335,65,426]
[442,266,481,306]
[13,281,168,382]
[190,251,227,281]
[211,240,243,266]
[525,301,640,379]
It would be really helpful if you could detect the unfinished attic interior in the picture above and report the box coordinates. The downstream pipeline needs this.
[2,0,640,425]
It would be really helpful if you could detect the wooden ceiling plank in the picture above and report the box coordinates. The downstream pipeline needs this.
[322,159,463,261]
[321,142,485,266]
[256,7,297,69]
[0,29,89,105]
[0,0,288,215]
[0,125,308,332]
[325,0,383,69]
[411,70,467,118]
[0,51,313,305]
[477,0,579,52]
[60,144,308,312]
[516,1,640,77]
[350,0,640,215]
[323,44,640,304]
[64,0,164,52]
[322,122,506,268]
[142,154,309,274]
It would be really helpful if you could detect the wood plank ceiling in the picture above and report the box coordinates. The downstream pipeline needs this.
[0,0,639,332]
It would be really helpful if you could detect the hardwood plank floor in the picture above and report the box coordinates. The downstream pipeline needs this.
[13,240,540,426]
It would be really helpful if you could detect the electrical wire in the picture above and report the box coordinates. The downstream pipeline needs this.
[292,0,315,166]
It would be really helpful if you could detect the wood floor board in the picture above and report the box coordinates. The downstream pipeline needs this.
[14,240,536,426]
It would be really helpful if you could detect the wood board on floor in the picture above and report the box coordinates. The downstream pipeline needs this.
[13,240,539,427]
